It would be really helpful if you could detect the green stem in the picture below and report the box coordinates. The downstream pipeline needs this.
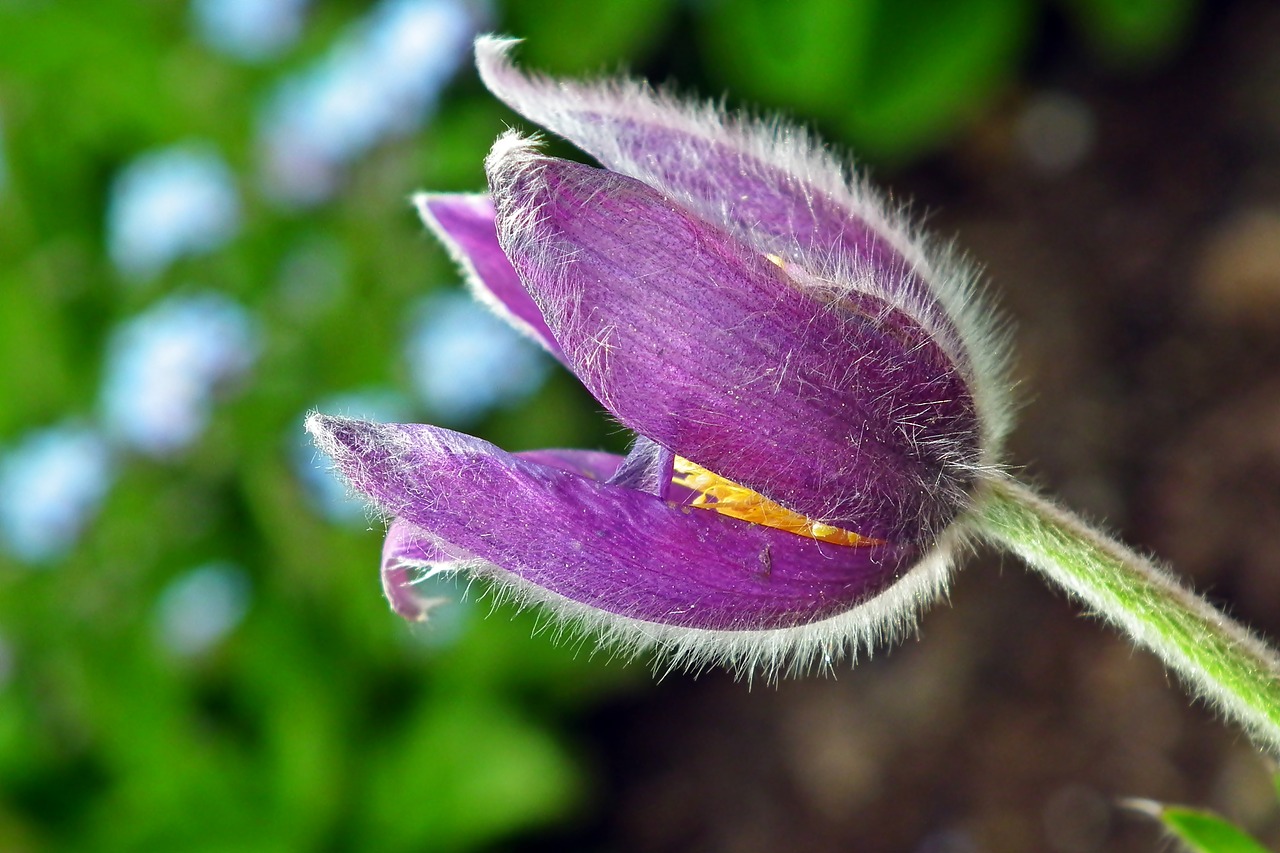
[973,477,1280,754]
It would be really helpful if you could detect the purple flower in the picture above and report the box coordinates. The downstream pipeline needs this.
[307,37,1010,671]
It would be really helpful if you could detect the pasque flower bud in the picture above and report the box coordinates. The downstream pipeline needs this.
[308,36,1012,673]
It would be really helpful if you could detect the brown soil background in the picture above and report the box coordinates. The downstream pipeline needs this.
[550,2,1280,851]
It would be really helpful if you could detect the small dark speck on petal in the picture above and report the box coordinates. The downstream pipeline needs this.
[758,544,773,578]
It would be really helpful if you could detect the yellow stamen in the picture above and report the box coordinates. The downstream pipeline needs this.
[671,457,879,547]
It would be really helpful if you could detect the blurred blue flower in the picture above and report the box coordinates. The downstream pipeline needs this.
[0,424,114,564]
[100,292,259,457]
[191,0,310,62]
[154,562,251,656]
[296,389,412,523]
[257,0,482,204]
[406,291,550,424]
[107,143,241,280]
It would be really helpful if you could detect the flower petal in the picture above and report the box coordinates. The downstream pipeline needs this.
[476,36,1013,460]
[308,414,921,633]
[381,518,457,622]
[381,446,625,620]
[414,192,564,360]
[477,39,982,364]
[606,436,673,499]
[486,139,980,542]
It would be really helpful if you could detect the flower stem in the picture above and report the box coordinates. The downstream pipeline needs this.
[973,477,1280,754]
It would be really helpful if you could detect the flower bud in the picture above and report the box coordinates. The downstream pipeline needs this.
[307,36,1011,673]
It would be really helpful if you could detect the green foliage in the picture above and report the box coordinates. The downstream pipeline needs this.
[501,0,676,71]
[703,0,1032,162]
[1132,773,1280,853]
[1061,0,1198,65]
[1158,806,1273,853]
[0,2,637,850]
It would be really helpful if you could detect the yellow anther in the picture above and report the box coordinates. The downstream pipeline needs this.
[670,457,878,547]
[765,253,785,268]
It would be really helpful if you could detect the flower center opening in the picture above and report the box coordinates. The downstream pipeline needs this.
[670,457,879,547]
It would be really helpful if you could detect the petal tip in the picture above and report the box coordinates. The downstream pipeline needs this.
[411,193,451,244]
[475,33,522,84]
[305,412,379,466]
[484,129,543,174]
[409,191,435,223]
[305,411,348,462]
[411,191,486,235]
[303,410,338,443]
[475,33,520,59]
[483,131,550,211]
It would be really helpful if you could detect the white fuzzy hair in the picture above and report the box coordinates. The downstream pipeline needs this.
[389,515,975,684]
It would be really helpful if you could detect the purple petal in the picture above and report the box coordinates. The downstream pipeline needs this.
[414,192,565,360]
[309,415,918,632]
[474,37,971,372]
[486,141,979,542]
[607,436,673,499]
[381,518,456,621]
[381,446,625,620]
[516,447,625,480]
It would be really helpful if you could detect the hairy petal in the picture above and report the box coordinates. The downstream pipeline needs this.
[308,415,919,631]
[479,42,952,350]
[414,192,564,359]
[607,436,674,499]
[487,140,979,542]
[476,36,1013,461]
[381,447,626,620]
[381,519,459,621]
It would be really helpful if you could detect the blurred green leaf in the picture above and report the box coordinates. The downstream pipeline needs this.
[357,692,583,852]
[702,0,1031,162]
[1159,806,1273,853]
[1061,0,1197,65]
[499,0,676,72]
[845,0,1031,159]
[701,0,877,117]
[0,265,79,430]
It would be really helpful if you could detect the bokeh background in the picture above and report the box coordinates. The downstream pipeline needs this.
[3,0,1280,850]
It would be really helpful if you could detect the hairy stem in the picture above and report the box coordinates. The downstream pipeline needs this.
[973,477,1280,754]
